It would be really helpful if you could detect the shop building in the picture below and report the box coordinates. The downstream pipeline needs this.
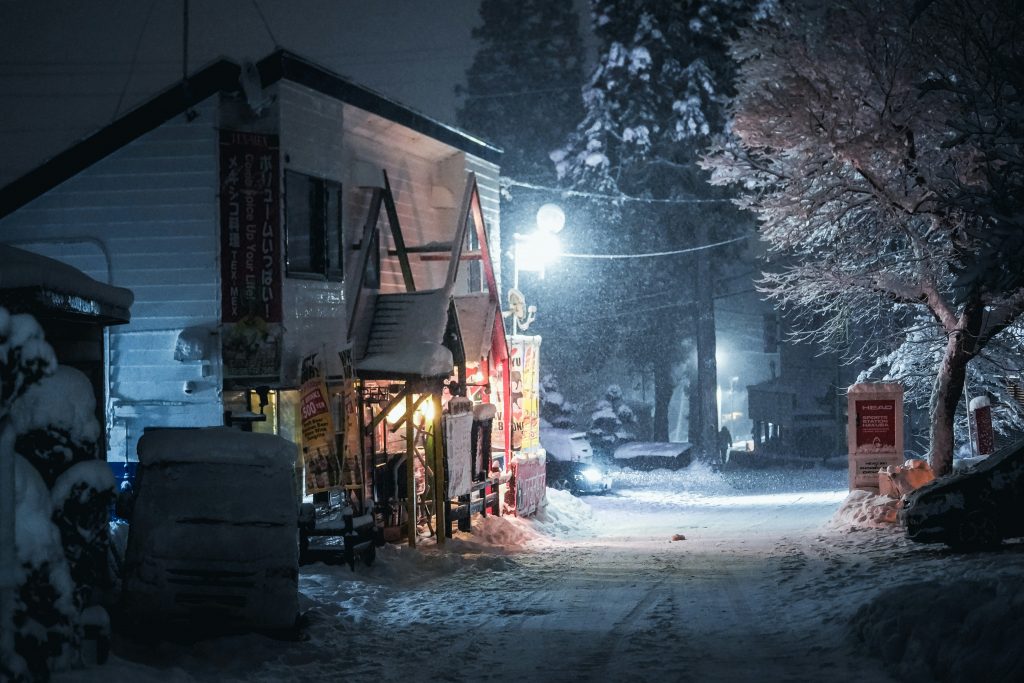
[0,50,535,539]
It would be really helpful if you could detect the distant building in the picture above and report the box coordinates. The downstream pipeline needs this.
[746,332,855,457]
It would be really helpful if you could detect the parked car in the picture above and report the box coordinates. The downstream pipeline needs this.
[900,437,1024,549]
[542,428,612,495]
[122,427,300,635]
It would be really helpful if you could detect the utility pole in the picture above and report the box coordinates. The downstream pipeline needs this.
[695,222,720,462]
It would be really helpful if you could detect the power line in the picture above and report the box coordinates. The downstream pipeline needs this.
[503,178,736,205]
[250,0,280,48]
[563,236,749,259]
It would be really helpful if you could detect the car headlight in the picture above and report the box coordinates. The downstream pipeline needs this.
[581,467,604,483]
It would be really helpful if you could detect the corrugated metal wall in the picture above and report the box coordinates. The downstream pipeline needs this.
[0,98,223,462]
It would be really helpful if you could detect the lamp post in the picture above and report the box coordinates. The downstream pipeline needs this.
[509,204,564,335]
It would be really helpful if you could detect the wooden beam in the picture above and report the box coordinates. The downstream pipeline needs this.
[432,392,445,545]
[382,170,416,293]
[405,391,416,547]
[418,251,482,262]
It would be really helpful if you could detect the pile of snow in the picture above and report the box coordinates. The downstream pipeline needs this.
[850,578,1024,682]
[829,490,899,529]
[527,488,596,539]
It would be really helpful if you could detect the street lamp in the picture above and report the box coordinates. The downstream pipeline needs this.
[509,205,564,334]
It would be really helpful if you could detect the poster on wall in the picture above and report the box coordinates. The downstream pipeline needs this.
[505,336,542,455]
[854,399,896,450]
[219,129,283,380]
[300,377,344,494]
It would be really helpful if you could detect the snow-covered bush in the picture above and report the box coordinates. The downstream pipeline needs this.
[10,366,101,487]
[12,455,76,682]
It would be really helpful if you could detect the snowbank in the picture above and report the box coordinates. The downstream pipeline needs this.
[828,489,900,529]
[850,578,1024,682]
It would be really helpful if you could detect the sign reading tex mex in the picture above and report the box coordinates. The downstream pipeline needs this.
[219,129,282,323]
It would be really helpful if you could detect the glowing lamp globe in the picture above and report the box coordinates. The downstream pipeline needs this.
[536,203,565,233]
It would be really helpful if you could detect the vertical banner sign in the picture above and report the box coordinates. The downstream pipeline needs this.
[300,378,343,494]
[220,130,282,379]
[220,130,281,323]
[339,351,363,487]
[521,338,541,452]
[490,360,506,456]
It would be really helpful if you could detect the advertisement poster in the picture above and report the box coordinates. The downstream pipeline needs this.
[300,378,343,493]
[219,129,282,380]
[504,336,542,455]
[855,399,896,450]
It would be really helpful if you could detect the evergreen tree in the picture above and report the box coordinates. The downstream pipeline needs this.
[457,0,585,288]
[554,1,766,457]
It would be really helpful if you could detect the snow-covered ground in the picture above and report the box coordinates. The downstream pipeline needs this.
[56,463,1024,683]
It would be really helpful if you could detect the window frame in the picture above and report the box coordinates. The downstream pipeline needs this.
[284,170,343,281]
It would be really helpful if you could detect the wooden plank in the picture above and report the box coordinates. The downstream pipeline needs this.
[382,170,416,292]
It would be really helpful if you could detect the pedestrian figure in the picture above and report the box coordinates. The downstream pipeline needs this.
[718,425,732,464]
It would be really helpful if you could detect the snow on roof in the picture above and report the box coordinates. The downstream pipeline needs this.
[453,293,496,362]
[0,243,134,313]
[355,289,454,378]
[137,427,296,471]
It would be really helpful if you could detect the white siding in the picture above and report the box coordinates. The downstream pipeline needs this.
[0,98,223,462]
[277,82,350,381]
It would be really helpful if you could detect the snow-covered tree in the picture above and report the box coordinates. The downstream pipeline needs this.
[1,308,59,681]
[12,367,116,610]
[588,384,641,455]
[704,0,1024,475]
[554,0,767,458]
[457,0,584,287]
[540,374,577,428]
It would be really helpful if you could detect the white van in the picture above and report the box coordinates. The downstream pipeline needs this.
[122,427,299,634]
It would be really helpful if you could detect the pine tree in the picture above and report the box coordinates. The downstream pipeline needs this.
[554,0,765,457]
[457,0,585,287]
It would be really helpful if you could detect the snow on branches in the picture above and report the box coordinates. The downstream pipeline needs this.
[703,0,1024,473]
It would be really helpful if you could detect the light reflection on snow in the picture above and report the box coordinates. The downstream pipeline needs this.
[620,488,848,508]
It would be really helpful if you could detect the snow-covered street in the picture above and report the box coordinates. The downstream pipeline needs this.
[53,464,1024,682]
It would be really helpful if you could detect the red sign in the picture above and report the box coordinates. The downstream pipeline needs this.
[511,457,546,517]
[973,405,994,455]
[219,130,281,323]
[855,399,896,450]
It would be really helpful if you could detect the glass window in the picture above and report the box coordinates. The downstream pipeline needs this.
[286,170,342,280]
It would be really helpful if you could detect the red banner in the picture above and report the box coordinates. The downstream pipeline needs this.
[219,130,281,323]
[855,399,896,450]
[511,457,546,517]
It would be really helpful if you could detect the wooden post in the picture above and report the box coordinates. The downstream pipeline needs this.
[405,391,416,547]
[432,393,445,545]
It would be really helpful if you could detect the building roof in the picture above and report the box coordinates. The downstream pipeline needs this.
[453,293,498,363]
[0,243,133,323]
[354,290,454,379]
[0,49,501,219]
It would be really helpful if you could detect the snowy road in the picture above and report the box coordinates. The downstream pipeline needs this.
[59,464,1024,682]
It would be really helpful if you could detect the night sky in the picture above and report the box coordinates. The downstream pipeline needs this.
[0,0,481,187]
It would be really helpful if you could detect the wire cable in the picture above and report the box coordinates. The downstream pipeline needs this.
[562,235,749,259]
[112,0,158,121]
[250,0,280,48]
[503,178,735,205]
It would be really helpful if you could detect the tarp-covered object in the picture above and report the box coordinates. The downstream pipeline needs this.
[445,412,473,497]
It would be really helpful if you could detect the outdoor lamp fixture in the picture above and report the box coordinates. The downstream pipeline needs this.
[510,204,564,334]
